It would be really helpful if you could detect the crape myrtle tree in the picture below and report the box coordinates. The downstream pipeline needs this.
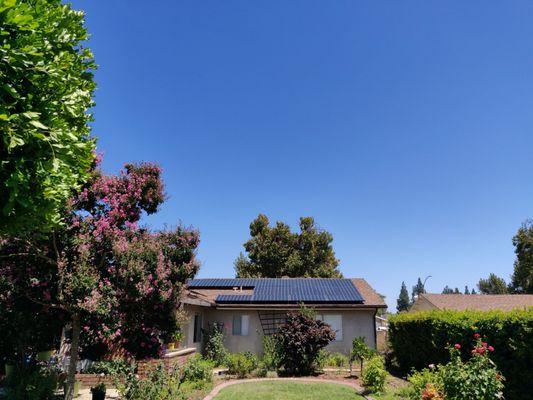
[235,214,342,278]
[0,0,97,234]
[0,160,200,400]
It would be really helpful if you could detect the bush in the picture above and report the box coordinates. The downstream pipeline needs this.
[227,353,257,378]
[203,323,229,366]
[351,336,375,374]
[261,335,281,371]
[324,352,349,368]
[274,310,335,375]
[361,356,387,393]
[181,355,214,384]
[116,364,186,400]
[85,358,135,375]
[5,363,60,400]
[389,309,533,399]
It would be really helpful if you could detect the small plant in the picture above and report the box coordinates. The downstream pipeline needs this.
[181,355,214,384]
[325,352,349,368]
[351,336,375,375]
[361,356,387,393]
[203,323,229,366]
[85,358,135,376]
[261,335,281,371]
[227,353,256,378]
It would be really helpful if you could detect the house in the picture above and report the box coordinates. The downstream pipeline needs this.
[180,278,386,355]
[410,293,533,312]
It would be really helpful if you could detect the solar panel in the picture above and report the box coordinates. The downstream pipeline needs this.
[215,294,253,303]
[188,278,364,304]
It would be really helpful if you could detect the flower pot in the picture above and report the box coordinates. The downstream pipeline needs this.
[167,342,175,350]
[174,340,181,349]
[64,381,81,398]
[91,389,106,400]
[36,350,53,362]
[4,363,14,378]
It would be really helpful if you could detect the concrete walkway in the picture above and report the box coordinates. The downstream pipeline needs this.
[202,377,368,400]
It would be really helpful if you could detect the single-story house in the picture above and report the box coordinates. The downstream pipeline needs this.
[410,293,533,312]
[180,278,386,355]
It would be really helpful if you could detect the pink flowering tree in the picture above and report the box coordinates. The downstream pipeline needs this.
[0,161,199,400]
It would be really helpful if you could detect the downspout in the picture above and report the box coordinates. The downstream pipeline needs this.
[372,308,378,350]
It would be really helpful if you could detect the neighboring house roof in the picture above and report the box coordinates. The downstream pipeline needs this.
[416,293,533,312]
[183,278,386,309]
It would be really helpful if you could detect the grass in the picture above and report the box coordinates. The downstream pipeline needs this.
[214,381,364,400]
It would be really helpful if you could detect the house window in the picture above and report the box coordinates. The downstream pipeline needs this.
[193,313,203,343]
[232,314,250,336]
[317,314,343,341]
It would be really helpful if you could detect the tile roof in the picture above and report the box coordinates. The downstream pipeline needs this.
[183,278,386,308]
[419,293,533,311]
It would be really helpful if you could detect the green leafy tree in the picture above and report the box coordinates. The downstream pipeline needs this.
[0,0,96,234]
[235,214,342,278]
[442,286,454,294]
[477,273,508,294]
[511,220,533,293]
[396,282,410,312]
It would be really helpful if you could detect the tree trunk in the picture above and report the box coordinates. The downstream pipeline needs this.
[65,314,80,400]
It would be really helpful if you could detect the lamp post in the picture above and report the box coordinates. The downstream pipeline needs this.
[422,275,432,292]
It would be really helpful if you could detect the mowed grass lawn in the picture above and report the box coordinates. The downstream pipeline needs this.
[214,381,364,400]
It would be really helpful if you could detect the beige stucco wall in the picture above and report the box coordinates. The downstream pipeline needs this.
[183,305,377,355]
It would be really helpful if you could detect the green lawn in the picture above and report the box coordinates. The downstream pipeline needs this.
[214,381,364,400]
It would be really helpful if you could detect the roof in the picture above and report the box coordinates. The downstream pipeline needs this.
[417,293,533,311]
[183,278,386,308]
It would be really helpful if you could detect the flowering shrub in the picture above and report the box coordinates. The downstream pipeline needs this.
[274,309,335,375]
[361,356,387,393]
[405,335,504,400]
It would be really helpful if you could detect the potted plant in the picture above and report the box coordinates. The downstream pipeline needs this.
[172,330,183,348]
[91,383,106,400]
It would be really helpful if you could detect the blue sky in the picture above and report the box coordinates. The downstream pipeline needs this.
[70,0,533,309]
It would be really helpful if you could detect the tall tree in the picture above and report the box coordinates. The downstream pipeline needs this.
[442,285,454,294]
[464,286,470,295]
[0,161,199,400]
[396,282,410,312]
[511,220,533,293]
[471,287,477,294]
[453,287,460,294]
[411,277,425,302]
[0,0,97,234]
[235,214,341,278]
[478,273,508,294]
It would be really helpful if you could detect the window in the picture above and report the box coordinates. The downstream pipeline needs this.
[232,314,250,336]
[193,313,203,343]
[317,314,343,341]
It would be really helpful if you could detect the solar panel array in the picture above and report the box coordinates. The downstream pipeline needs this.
[187,278,364,304]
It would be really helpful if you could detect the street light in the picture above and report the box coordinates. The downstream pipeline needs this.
[422,275,432,292]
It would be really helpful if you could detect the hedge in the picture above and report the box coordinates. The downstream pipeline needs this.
[388,309,533,400]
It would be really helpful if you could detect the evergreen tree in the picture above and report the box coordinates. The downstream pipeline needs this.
[511,220,533,293]
[397,282,410,312]
[478,273,508,294]
[453,287,460,294]
[464,286,470,295]
[471,287,477,294]
[442,285,454,294]
[411,277,425,302]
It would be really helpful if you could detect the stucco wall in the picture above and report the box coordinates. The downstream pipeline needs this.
[183,305,377,355]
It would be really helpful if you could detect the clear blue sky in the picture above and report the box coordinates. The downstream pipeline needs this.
[70,0,533,309]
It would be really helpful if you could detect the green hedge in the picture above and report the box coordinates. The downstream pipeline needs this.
[388,309,533,400]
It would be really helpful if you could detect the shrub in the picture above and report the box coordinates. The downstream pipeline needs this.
[351,336,375,374]
[5,363,59,400]
[181,355,213,384]
[389,309,533,399]
[274,310,335,375]
[324,352,349,368]
[116,364,187,400]
[405,368,442,400]
[85,358,135,375]
[261,335,281,371]
[203,323,229,366]
[227,353,256,378]
[361,356,387,393]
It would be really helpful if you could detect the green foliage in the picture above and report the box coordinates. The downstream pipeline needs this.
[324,352,349,368]
[351,336,375,373]
[477,273,508,294]
[261,335,282,371]
[396,281,410,312]
[203,324,229,366]
[181,355,214,384]
[227,352,258,378]
[389,309,533,400]
[5,363,59,400]
[274,310,336,375]
[235,214,342,278]
[361,356,387,393]
[511,220,533,293]
[84,358,135,376]
[405,368,442,400]
[411,277,425,302]
[116,364,187,400]
[0,0,97,233]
